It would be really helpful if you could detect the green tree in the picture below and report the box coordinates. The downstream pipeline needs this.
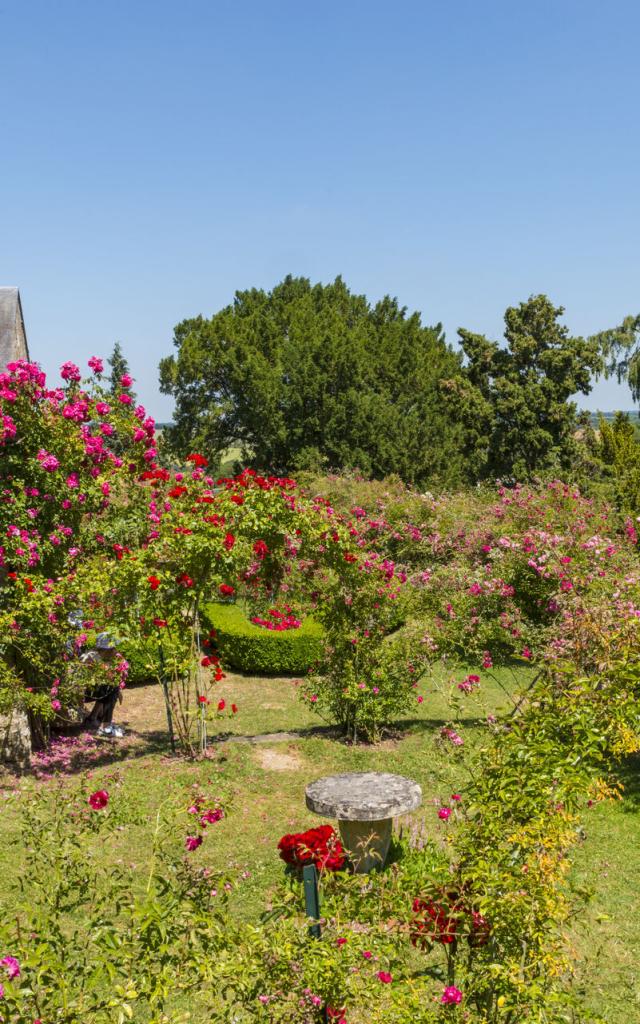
[593,410,640,513]
[107,341,136,401]
[589,313,640,402]
[159,275,466,486]
[450,295,603,480]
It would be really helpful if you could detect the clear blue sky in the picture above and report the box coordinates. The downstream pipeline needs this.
[2,0,639,419]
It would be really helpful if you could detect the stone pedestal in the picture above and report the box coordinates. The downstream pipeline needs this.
[305,771,422,874]
[0,708,32,771]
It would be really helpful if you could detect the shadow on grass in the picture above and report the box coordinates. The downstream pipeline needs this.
[1,728,173,786]
[618,752,640,812]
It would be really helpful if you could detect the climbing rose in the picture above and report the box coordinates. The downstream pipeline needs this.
[186,453,208,467]
[88,790,109,810]
[253,539,268,559]
[148,575,160,590]
[441,986,463,1005]
[60,361,81,382]
[217,699,226,711]
[120,373,133,387]
[219,584,234,597]
[88,356,103,373]
[0,956,20,980]
[377,971,392,984]
[185,835,203,852]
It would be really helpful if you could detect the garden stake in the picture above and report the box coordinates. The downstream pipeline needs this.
[303,863,321,938]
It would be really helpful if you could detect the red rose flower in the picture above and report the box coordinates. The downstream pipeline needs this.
[176,572,194,588]
[223,532,235,550]
[410,893,462,947]
[152,618,168,627]
[88,790,109,810]
[186,453,208,467]
[277,825,345,872]
[217,699,226,711]
[253,539,269,559]
[148,574,160,590]
[231,703,238,714]
[219,584,235,597]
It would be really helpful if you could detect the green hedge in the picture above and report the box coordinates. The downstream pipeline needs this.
[202,603,324,674]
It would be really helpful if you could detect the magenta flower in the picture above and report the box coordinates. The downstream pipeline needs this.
[376,971,392,983]
[88,356,103,373]
[36,449,59,472]
[0,956,20,980]
[441,985,463,1005]
[185,835,203,852]
[438,807,452,821]
[88,789,109,810]
[60,360,81,382]
[120,373,133,387]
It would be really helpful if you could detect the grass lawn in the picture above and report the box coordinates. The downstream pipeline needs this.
[0,663,637,1022]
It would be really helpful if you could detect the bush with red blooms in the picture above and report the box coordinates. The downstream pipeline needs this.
[277,825,345,872]
[0,358,154,720]
[410,892,490,950]
[250,605,302,631]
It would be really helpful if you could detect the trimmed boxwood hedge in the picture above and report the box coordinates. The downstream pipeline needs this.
[202,602,324,674]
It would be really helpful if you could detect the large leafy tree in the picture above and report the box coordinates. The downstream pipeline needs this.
[159,275,465,486]
[447,295,603,481]
[589,313,640,403]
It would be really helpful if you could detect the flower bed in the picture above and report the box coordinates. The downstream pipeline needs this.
[202,602,324,674]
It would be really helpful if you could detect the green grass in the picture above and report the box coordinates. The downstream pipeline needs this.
[0,663,637,1022]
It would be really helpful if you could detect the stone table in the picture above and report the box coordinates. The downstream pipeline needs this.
[305,771,422,873]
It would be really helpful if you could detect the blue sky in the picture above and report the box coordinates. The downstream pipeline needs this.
[2,0,639,419]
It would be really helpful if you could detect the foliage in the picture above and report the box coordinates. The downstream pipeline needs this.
[444,294,603,481]
[589,312,640,403]
[203,601,324,674]
[592,411,640,514]
[0,357,155,721]
[106,341,136,402]
[158,275,466,487]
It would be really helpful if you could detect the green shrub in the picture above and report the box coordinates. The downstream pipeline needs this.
[118,635,160,684]
[202,602,324,674]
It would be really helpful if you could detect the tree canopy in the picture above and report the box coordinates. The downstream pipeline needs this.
[159,275,465,486]
[589,313,640,403]
[445,294,603,480]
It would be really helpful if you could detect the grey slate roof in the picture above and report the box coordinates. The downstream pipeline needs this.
[0,287,29,370]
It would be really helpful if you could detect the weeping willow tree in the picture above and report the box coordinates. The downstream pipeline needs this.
[590,313,640,402]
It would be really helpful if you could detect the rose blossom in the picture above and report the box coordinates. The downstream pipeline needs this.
[441,986,463,1005]
[0,956,20,980]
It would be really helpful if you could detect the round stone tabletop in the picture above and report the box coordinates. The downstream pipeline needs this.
[305,771,422,822]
